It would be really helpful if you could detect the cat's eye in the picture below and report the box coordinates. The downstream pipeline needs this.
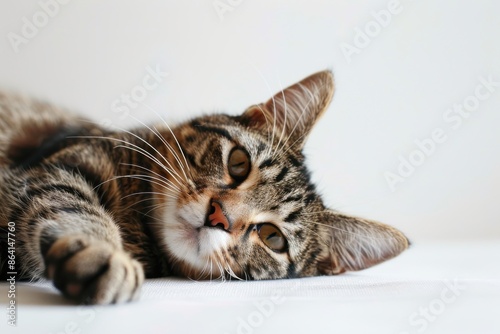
[257,223,287,253]
[228,148,250,181]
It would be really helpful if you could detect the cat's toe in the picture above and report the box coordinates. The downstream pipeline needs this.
[44,235,144,305]
[44,235,91,280]
[83,250,145,305]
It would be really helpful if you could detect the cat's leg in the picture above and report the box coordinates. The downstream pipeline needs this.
[10,167,144,304]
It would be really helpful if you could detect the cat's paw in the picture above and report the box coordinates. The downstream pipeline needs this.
[44,235,145,305]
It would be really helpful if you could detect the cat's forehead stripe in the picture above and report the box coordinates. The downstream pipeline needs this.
[258,158,274,169]
[190,121,233,141]
[284,209,302,223]
[275,166,289,182]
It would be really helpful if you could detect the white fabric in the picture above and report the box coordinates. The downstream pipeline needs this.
[1,241,499,334]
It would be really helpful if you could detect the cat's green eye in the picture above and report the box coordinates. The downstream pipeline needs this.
[257,223,287,252]
[228,148,250,181]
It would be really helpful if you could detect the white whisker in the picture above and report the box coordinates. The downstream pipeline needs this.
[69,134,185,188]
[119,162,179,190]
[273,79,288,160]
[251,66,278,158]
[273,84,316,160]
[141,103,193,180]
[114,144,184,188]
[128,114,190,183]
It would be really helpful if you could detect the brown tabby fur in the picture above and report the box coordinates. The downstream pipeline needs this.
[0,71,409,304]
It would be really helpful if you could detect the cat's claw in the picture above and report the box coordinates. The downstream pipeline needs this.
[44,235,145,305]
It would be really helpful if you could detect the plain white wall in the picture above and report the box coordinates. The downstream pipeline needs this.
[1,0,499,241]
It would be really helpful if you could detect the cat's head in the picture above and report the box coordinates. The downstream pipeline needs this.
[153,70,409,280]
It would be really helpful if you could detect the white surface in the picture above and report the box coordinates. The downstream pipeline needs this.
[0,1,499,241]
[1,242,499,333]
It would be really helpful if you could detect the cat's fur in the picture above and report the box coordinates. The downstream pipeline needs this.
[0,71,409,304]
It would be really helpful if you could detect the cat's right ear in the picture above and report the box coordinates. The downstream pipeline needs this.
[317,212,410,275]
[239,70,335,150]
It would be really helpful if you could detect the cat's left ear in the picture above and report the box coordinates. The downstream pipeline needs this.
[317,211,410,275]
[240,70,335,150]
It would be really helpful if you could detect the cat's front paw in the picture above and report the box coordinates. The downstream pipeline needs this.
[44,235,145,305]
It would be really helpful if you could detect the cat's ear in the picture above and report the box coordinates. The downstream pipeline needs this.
[317,212,409,275]
[240,70,335,149]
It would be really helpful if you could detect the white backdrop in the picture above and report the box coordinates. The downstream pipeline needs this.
[1,0,499,241]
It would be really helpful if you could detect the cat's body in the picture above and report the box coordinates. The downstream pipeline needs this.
[0,71,409,304]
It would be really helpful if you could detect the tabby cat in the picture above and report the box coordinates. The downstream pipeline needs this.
[0,70,409,304]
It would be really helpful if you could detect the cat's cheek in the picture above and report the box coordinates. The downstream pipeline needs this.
[163,226,198,261]
[197,228,230,257]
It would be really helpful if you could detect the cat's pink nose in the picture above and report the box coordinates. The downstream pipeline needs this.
[206,200,230,231]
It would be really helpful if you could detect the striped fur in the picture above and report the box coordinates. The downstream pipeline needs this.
[0,71,409,304]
